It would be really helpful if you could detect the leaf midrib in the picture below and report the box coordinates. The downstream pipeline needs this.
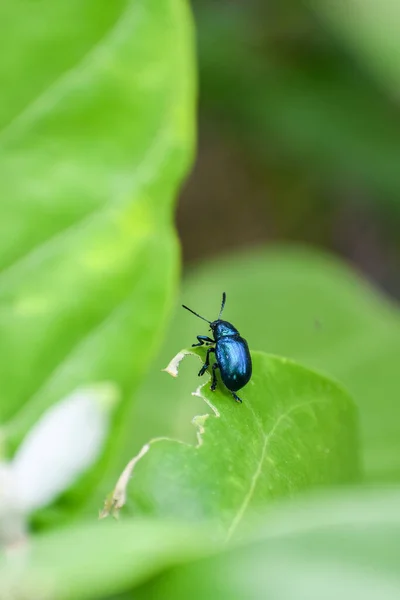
[226,398,329,540]
[0,0,139,278]
[0,0,132,148]
[2,0,190,437]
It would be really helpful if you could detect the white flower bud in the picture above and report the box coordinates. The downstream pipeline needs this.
[12,382,119,514]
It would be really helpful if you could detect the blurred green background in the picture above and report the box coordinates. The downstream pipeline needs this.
[178,0,399,296]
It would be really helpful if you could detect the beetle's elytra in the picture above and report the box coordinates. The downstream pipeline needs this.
[182,292,252,403]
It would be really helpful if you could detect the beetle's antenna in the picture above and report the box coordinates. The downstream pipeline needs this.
[182,304,211,324]
[218,292,226,319]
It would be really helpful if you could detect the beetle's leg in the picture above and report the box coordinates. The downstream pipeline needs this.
[210,362,219,391]
[198,347,215,377]
[231,392,243,404]
[192,335,215,347]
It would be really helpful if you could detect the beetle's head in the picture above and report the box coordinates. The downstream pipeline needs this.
[211,320,239,338]
[182,292,232,337]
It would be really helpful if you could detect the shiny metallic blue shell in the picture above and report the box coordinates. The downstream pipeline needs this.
[211,321,252,392]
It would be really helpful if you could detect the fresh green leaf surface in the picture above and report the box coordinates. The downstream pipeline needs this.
[0,0,195,515]
[134,487,400,600]
[122,351,357,535]
[133,246,400,482]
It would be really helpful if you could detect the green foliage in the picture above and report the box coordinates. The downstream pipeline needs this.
[0,519,211,600]
[197,4,400,208]
[134,488,400,600]
[0,0,195,515]
[309,0,400,91]
[1,1,399,599]
[110,350,357,534]
[134,247,400,482]
[2,488,400,599]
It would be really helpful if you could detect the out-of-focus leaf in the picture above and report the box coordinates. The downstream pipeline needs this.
[133,246,400,482]
[109,350,357,534]
[3,488,400,600]
[197,7,400,207]
[134,488,400,600]
[0,0,195,517]
[309,0,400,93]
[0,519,211,600]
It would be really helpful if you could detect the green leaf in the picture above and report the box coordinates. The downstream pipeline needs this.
[134,487,400,600]
[197,6,400,206]
[0,0,195,517]
[3,489,399,600]
[309,0,400,93]
[106,350,357,535]
[133,246,400,482]
[0,519,212,600]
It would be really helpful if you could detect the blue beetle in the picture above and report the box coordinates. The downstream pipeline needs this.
[182,292,252,403]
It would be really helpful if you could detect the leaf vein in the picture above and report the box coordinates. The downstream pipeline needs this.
[0,121,171,285]
[0,0,134,147]
[6,275,144,436]
[226,398,328,540]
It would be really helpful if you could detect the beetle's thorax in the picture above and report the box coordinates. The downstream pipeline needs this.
[211,319,239,339]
